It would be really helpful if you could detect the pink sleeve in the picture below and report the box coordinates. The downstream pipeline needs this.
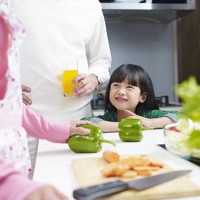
[22,105,70,143]
[0,160,44,200]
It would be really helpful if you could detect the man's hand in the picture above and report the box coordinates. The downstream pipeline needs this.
[72,73,98,97]
[22,85,32,105]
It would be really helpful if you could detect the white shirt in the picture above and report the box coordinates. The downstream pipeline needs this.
[10,0,111,122]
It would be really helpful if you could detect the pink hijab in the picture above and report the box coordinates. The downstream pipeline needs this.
[0,14,9,99]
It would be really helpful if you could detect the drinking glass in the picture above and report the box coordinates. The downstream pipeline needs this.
[62,63,78,95]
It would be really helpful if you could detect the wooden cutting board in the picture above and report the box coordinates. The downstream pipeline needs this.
[72,155,200,200]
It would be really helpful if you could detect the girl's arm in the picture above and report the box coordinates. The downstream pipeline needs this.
[98,120,119,132]
[22,105,70,143]
[22,105,92,142]
[82,112,119,132]
[0,160,43,200]
[137,116,174,128]
[142,109,180,128]
[125,110,179,128]
[0,160,68,200]
[97,115,173,131]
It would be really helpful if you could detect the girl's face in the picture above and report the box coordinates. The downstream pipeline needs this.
[109,79,146,112]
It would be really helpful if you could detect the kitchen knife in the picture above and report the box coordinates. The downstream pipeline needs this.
[73,170,191,200]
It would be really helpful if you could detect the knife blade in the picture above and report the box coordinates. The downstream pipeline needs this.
[73,170,191,200]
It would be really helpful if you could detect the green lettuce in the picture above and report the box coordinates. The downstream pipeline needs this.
[176,76,200,149]
[186,130,200,149]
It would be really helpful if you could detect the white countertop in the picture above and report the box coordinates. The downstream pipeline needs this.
[34,129,200,200]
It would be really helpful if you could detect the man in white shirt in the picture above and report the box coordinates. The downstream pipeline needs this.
[10,0,111,171]
[10,0,111,122]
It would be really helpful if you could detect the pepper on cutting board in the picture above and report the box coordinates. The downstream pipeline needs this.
[68,125,115,153]
[118,118,151,142]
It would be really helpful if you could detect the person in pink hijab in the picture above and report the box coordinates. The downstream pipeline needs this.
[0,2,93,199]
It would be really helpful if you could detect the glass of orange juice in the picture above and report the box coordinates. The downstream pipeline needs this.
[62,65,78,95]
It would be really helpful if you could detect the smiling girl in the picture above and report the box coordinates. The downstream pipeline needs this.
[83,64,180,132]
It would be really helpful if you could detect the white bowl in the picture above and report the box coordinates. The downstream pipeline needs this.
[163,123,200,160]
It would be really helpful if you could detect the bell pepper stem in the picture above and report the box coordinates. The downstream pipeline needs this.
[100,139,116,146]
[141,127,153,131]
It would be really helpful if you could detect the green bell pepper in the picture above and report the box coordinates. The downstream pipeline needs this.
[68,125,115,153]
[118,118,151,142]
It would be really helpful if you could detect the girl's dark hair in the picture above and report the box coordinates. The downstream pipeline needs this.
[104,64,159,115]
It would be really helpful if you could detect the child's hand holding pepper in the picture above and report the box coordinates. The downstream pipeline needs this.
[69,121,97,137]
[119,110,152,127]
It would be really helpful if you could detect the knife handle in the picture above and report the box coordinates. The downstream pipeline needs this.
[73,180,128,200]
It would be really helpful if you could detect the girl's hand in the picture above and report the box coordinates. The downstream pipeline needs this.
[22,85,32,105]
[122,110,153,128]
[69,120,97,136]
[25,185,68,200]
[72,73,98,97]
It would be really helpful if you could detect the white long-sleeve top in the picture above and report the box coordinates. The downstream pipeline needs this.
[10,0,111,122]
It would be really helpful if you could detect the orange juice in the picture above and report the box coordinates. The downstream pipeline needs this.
[63,69,78,95]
